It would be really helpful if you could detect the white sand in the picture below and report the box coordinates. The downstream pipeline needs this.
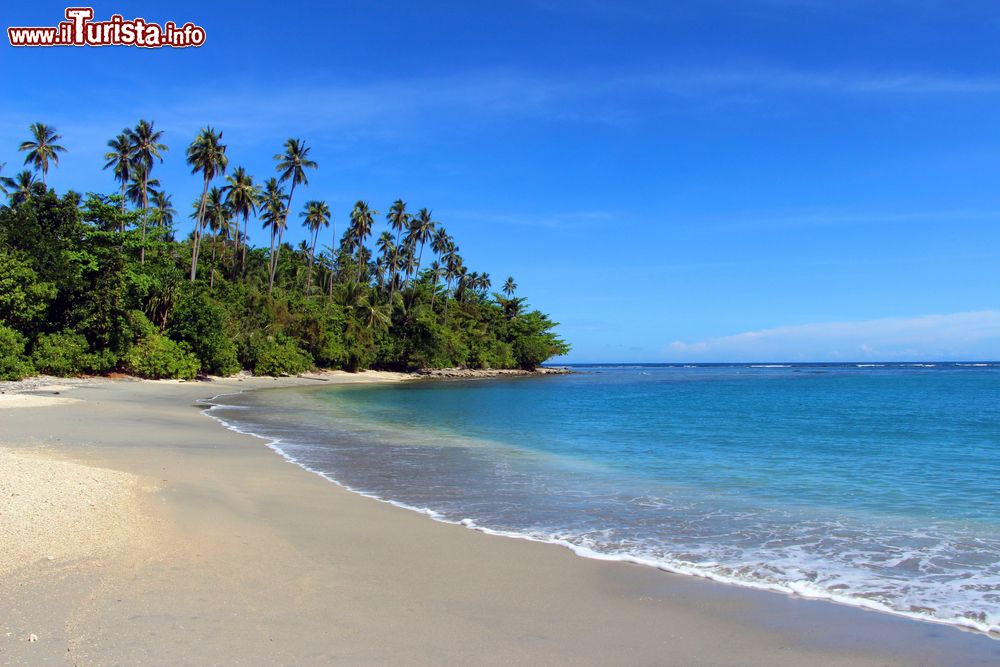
[0,448,149,576]
[0,394,81,409]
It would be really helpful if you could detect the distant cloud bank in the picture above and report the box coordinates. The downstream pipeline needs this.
[667,310,1000,362]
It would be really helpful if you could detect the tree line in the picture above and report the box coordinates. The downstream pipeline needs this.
[0,121,569,380]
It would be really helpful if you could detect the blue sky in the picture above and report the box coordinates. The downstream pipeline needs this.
[2,1,999,362]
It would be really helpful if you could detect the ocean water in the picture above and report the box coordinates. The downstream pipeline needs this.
[207,363,1000,635]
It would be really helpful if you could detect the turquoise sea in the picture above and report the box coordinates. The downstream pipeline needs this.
[208,363,1000,634]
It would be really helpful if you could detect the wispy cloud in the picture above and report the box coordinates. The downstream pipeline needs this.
[667,311,1000,362]
[6,63,1000,152]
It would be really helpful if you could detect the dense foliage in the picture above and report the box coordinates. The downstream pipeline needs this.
[0,122,569,380]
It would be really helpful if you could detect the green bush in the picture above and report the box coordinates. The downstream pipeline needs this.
[285,301,347,368]
[125,309,159,341]
[31,330,91,375]
[0,249,57,331]
[0,325,34,380]
[123,333,200,379]
[168,290,240,376]
[242,333,314,376]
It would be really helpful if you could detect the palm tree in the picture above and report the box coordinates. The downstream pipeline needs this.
[2,170,38,206]
[151,191,176,242]
[431,227,451,260]
[0,163,6,197]
[502,276,517,297]
[127,120,167,264]
[185,127,228,282]
[375,231,394,291]
[386,199,410,296]
[301,200,331,292]
[202,187,231,288]
[103,133,133,216]
[429,261,443,307]
[349,201,377,284]
[401,250,420,295]
[357,291,391,331]
[271,138,317,292]
[408,208,436,287]
[443,243,462,324]
[260,178,286,285]
[126,164,160,212]
[477,272,492,293]
[223,166,260,274]
[19,123,66,185]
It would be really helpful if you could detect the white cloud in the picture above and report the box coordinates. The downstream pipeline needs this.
[667,311,1000,362]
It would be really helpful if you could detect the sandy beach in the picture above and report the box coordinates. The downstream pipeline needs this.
[1,374,997,666]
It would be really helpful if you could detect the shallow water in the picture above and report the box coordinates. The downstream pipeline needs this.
[208,363,1000,634]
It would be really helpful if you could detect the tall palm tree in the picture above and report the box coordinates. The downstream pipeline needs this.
[271,138,317,292]
[476,272,492,293]
[223,166,260,274]
[260,178,286,285]
[385,199,410,302]
[502,276,517,297]
[401,250,420,295]
[431,227,451,260]
[185,127,228,282]
[375,231,394,292]
[442,243,462,324]
[407,208,436,288]
[429,261,443,307]
[126,164,160,212]
[349,201,377,284]
[202,187,229,288]
[301,200,331,292]
[103,133,133,216]
[19,123,66,185]
[127,120,167,264]
[1,170,38,206]
[151,191,176,242]
[0,163,6,197]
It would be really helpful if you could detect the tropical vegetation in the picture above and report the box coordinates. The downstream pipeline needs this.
[0,121,569,380]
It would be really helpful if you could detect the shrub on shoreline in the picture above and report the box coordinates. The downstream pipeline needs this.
[0,325,34,380]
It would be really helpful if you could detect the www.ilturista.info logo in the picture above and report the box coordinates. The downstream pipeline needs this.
[8,7,206,48]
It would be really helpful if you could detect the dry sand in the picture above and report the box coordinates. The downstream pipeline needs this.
[0,374,997,665]
[0,448,150,578]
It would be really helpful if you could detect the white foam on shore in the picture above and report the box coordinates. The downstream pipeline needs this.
[198,391,1000,640]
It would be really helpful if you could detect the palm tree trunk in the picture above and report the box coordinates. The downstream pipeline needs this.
[190,177,210,282]
[139,182,148,265]
[210,235,217,289]
[232,218,241,278]
[387,249,398,304]
[355,243,365,285]
[328,226,336,298]
[269,228,285,293]
[241,215,249,274]
[269,180,297,294]
[413,240,427,292]
[305,227,319,294]
[443,279,451,325]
